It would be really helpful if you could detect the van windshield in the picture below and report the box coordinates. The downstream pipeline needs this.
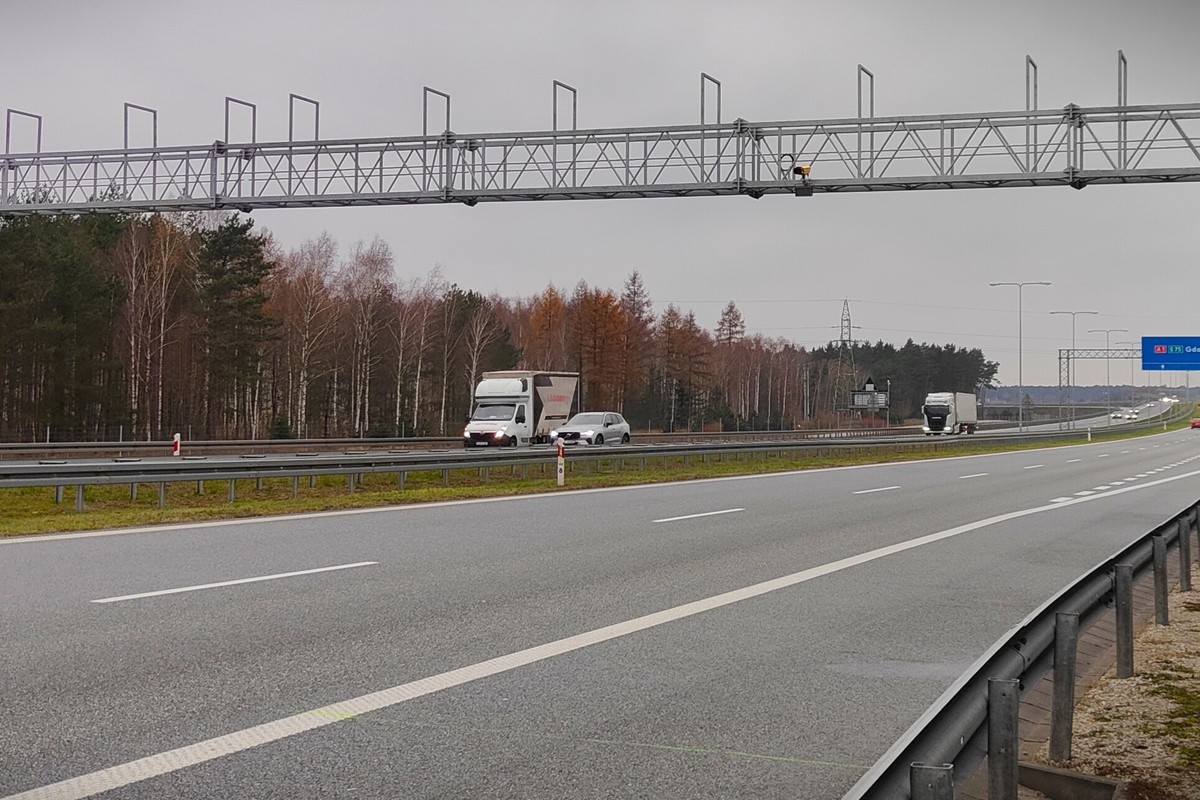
[472,404,515,421]
[924,405,950,415]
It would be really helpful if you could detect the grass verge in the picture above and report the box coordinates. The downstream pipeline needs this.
[2,417,1195,538]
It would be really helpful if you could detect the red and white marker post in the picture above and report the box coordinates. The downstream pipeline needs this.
[555,437,566,486]
[172,433,181,457]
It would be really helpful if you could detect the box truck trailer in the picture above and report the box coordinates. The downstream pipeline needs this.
[463,371,579,447]
[922,392,978,434]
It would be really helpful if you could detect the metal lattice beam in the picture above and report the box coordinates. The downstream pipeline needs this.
[4,101,1200,215]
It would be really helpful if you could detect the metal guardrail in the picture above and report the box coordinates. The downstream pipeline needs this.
[0,407,1190,512]
[844,501,1200,799]
[0,425,924,460]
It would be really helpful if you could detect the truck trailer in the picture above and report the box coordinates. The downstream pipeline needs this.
[463,371,579,447]
[922,392,978,435]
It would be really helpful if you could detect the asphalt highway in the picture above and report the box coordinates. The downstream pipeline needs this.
[3,428,1200,799]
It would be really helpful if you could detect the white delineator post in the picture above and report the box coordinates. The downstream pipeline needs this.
[173,433,181,456]
[556,438,565,487]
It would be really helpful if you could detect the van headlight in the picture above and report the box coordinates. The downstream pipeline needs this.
[492,429,506,439]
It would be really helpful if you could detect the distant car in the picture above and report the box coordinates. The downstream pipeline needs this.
[1191,418,1200,429]
[1111,411,1123,419]
[550,412,631,445]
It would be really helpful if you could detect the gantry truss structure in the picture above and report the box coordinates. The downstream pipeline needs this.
[1058,348,1140,427]
[5,56,1200,215]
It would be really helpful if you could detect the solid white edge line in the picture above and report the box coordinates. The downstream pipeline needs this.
[91,562,379,604]
[853,486,900,495]
[7,429,1191,547]
[653,508,745,523]
[12,465,1200,800]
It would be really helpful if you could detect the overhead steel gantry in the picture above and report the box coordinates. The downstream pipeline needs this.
[1058,348,1140,428]
[4,53,1200,215]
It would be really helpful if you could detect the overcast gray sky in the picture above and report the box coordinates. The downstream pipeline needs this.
[6,0,1200,389]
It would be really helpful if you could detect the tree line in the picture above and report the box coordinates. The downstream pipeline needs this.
[0,212,998,441]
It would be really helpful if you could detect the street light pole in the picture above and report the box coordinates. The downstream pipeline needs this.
[991,281,1051,432]
[1089,327,1128,426]
[1115,340,1137,409]
[1050,310,1098,429]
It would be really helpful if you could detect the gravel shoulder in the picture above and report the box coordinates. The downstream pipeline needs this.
[1030,564,1200,800]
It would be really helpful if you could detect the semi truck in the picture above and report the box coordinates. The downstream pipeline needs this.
[463,371,579,447]
[922,392,978,435]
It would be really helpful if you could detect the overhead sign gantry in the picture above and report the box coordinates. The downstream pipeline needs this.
[4,51,1200,215]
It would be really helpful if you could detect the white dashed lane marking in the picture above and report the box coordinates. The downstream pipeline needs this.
[91,562,380,604]
[654,508,745,523]
[958,473,988,480]
[853,486,900,495]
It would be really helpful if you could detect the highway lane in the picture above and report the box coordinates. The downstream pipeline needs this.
[3,429,1200,798]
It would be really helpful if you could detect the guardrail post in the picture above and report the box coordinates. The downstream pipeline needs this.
[397,470,406,489]
[309,475,316,488]
[1153,535,1169,625]
[988,678,1020,800]
[1050,612,1079,761]
[1180,519,1192,592]
[255,476,263,491]
[54,485,63,504]
[130,482,138,501]
[442,468,449,486]
[75,484,85,513]
[228,479,236,503]
[910,763,953,799]
[1115,563,1134,677]
[291,476,299,498]
[157,482,166,508]
[347,473,355,493]
[196,480,204,495]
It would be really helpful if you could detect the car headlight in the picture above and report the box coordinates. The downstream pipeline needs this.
[583,430,594,438]
[549,430,558,438]
[463,429,470,437]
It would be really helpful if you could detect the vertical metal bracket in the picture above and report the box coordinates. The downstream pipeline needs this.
[857,64,875,178]
[123,103,158,149]
[1117,50,1128,169]
[553,80,578,188]
[5,108,43,154]
[289,93,320,141]
[122,103,158,200]
[700,73,721,182]
[700,72,721,125]
[552,80,577,132]
[1025,55,1038,172]
[422,86,451,136]
[224,97,258,144]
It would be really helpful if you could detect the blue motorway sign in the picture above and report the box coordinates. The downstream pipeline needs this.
[1141,336,1200,370]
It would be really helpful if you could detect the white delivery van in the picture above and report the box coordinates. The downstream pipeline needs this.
[463,371,579,447]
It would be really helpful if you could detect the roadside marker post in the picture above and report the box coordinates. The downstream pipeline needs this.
[556,438,565,487]
[172,433,181,457]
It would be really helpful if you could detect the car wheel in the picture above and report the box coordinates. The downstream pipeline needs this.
[621,433,630,444]
[509,436,519,447]
[594,434,604,446]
